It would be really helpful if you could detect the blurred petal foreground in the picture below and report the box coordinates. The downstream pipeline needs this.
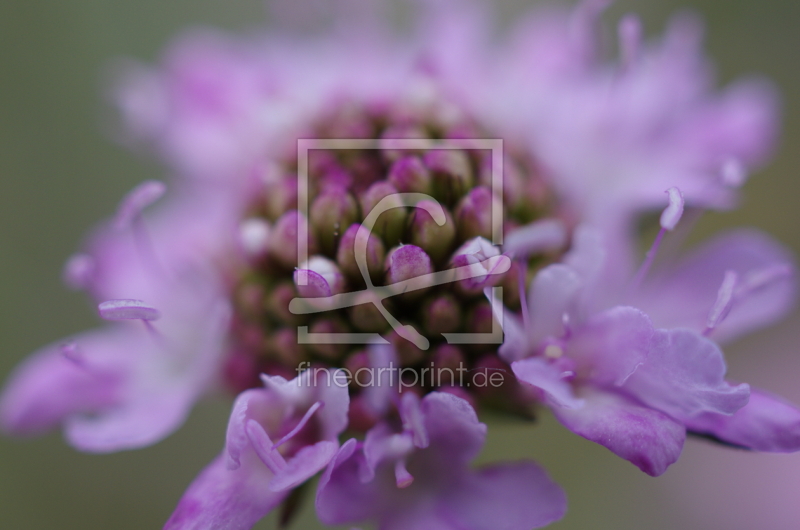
[3,0,800,529]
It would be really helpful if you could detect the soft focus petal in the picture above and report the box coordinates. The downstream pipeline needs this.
[164,453,285,530]
[567,306,653,387]
[512,357,584,409]
[624,328,750,418]
[527,264,582,345]
[636,229,796,342]
[554,388,686,476]
[443,462,567,530]
[0,332,121,436]
[685,387,800,452]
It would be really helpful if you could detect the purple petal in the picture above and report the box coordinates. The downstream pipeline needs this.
[554,388,685,476]
[419,392,487,467]
[443,461,567,530]
[636,229,796,343]
[503,219,567,258]
[624,328,750,418]
[567,306,653,387]
[527,264,582,346]
[685,387,800,452]
[0,336,120,436]
[313,369,351,441]
[164,453,285,530]
[98,299,161,321]
[316,439,380,525]
[512,357,584,409]
[293,269,333,298]
[269,440,338,492]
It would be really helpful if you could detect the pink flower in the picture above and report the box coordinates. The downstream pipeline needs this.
[165,369,349,530]
[501,200,798,475]
[316,392,566,530]
[0,181,236,451]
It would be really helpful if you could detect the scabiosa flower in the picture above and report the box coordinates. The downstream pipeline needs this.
[2,0,797,529]
[501,192,799,476]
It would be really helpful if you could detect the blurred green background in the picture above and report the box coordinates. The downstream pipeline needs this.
[1,0,799,528]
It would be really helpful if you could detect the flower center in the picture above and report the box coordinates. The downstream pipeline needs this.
[224,98,567,423]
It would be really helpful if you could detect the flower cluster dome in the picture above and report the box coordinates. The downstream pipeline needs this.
[2,1,800,529]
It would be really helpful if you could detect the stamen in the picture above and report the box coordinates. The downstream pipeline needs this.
[632,187,684,288]
[518,258,531,330]
[245,419,288,475]
[394,459,414,489]
[618,14,643,69]
[543,344,564,359]
[272,401,324,451]
[704,270,738,336]
[660,187,685,231]
[114,180,166,230]
[98,299,161,321]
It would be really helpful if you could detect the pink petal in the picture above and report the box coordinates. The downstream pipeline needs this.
[685,387,800,452]
[624,328,750,419]
[554,388,686,476]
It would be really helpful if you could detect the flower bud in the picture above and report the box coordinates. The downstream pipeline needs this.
[293,256,346,298]
[264,328,308,367]
[262,178,298,222]
[432,344,466,374]
[408,200,456,264]
[472,354,535,419]
[388,156,432,195]
[423,149,473,206]
[310,187,359,256]
[344,349,371,377]
[385,245,434,287]
[269,210,316,269]
[336,223,386,284]
[265,281,302,326]
[387,328,426,366]
[422,294,462,335]
[359,181,407,247]
[380,124,428,162]
[454,186,500,241]
[450,237,511,294]
[238,218,271,261]
[348,291,392,333]
[308,318,350,360]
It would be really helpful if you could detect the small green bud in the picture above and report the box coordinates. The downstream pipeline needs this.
[310,187,359,256]
[359,181,407,247]
[408,199,456,264]
[423,149,473,206]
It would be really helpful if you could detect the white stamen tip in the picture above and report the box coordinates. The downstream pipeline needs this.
[721,158,747,188]
[618,14,643,67]
[98,299,161,321]
[239,218,271,258]
[660,187,684,231]
[115,180,166,230]
[63,253,96,290]
[706,270,738,332]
